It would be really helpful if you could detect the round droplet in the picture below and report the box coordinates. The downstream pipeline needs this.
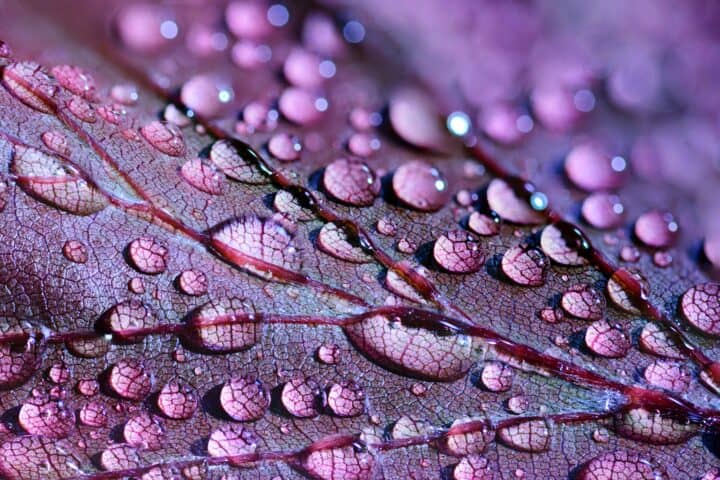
[157,380,198,419]
[0,324,42,389]
[78,401,107,427]
[268,132,302,162]
[140,120,186,157]
[540,224,588,266]
[561,284,605,320]
[327,380,365,417]
[41,130,69,156]
[317,343,341,365]
[565,143,626,192]
[181,74,229,119]
[582,193,625,229]
[110,83,139,105]
[634,210,679,248]
[607,268,649,314]
[225,1,271,39]
[281,376,322,418]
[180,158,225,195]
[77,378,99,396]
[323,158,380,207]
[302,435,375,480]
[220,375,269,421]
[501,245,547,286]
[680,283,720,335]
[392,160,450,212]
[498,419,552,452]
[317,222,372,264]
[2,61,57,113]
[124,412,165,450]
[620,245,641,263]
[62,239,88,264]
[486,179,544,225]
[0,436,82,480]
[377,217,397,236]
[638,322,683,360]
[577,450,666,480]
[480,362,513,392]
[585,320,630,358]
[210,139,267,184]
[102,299,157,342]
[442,418,495,456]
[47,361,70,384]
[207,424,258,465]
[433,230,485,274]
[468,211,500,236]
[480,104,528,145]
[51,64,96,100]
[18,396,74,438]
[278,87,324,125]
[348,133,380,157]
[128,236,168,274]
[389,87,447,151]
[613,407,698,445]
[100,444,141,471]
[507,395,529,415]
[108,359,152,401]
[454,454,494,480]
[652,251,672,268]
[177,269,208,296]
[284,47,323,88]
[186,297,260,353]
[530,85,582,133]
[644,360,690,393]
[115,4,175,53]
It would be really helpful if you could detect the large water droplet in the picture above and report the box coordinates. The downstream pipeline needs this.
[220,375,269,421]
[582,192,625,229]
[634,210,679,249]
[99,444,141,471]
[577,450,667,480]
[0,436,83,480]
[613,408,698,445]
[392,160,450,212]
[585,320,630,358]
[157,379,198,419]
[433,230,485,273]
[497,419,552,452]
[501,244,547,286]
[185,297,260,352]
[281,376,323,418]
[565,143,626,192]
[389,87,447,151]
[124,412,165,450]
[680,283,720,336]
[327,380,365,417]
[317,222,372,264]
[279,87,325,125]
[107,358,153,401]
[18,396,74,438]
[486,179,544,225]
[11,145,108,215]
[140,120,186,157]
[343,312,476,381]
[560,284,606,320]
[78,400,107,427]
[102,299,157,342]
[2,61,57,113]
[323,158,380,207]
[301,435,375,480]
[209,139,268,184]
[127,236,168,274]
[643,360,690,393]
[180,158,225,195]
[540,224,589,266]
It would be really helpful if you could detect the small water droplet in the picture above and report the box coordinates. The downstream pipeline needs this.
[186,297,260,352]
[41,130,69,156]
[268,132,302,162]
[47,361,69,384]
[279,87,325,125]
[77,378,99,396]
[442,418,495,456]
[65,335,109,358]
[348,132,380,158]
[210,139,268,184]
[506,395,529,415]
[110,83,139,105]
[644,360,690,393]
[317,343,341,365]
[501,244,547,286]
[582,192,625,229]
[62,239,88,264]
[180,158,225,195]
[281,376,323,418]
[468,211,500,236]
[561,284,605,320]
[127,236,168,274]
[638,322,684,360]
[585,320,630,358]
[100,443,141,471]
[323,158,380,207]
[652,250,672,268]
[480,361,513,392]
[486,178,544,225]
[140,120,186,157]
[115,4,176,52]
[607,268,649,314]
[181,74,231,118]
[480,104,528,145]
[453,454,493,480]
[498,419,551,452]
[634,210,679,249]
[176,269,208,296]
[393,160,450,212]
[220,375,269,421]
[565,143,626,192]
[389,87,447,151]
[620,245,641,263]
[51,64,97,101]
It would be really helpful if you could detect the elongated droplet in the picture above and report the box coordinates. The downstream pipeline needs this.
[613,408,698,445]
[2,61,57,113]
[486,179,544,225]
[577,450,667,480]
[210,139,268,184]
[497,419,552,452]
[680,283,720,336]
[180,158,225,195]
[185,297,260,353]
[140,120,186,157]
[317,222,372,264]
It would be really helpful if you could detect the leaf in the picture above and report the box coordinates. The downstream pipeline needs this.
[0,1,719,479]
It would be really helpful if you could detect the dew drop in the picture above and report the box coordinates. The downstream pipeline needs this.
[155,379,198,420]
[140,120,186,157]
[507,395,529,415]
[1,61,57,113]
[377,217,397,236]
[279,87,325,125]
[65,95,96,123]
[78,400,107,428]
[442,418,495,456]
[181,74,230,119]
[468,211,500,236]
[225,1,271,40]
[62,239,88,264]
[177,269,208,296]
[317,343,341,365]
[41,130,69,156]
[560,284,605,320]
[389,87,447,151]
[268,132,302,162]
[323,158,380,207]
[115,4,176,52]
[680,283,720,336]
[110,83,139,105]
[486,178,544,225]
[0,322,43,389]
[102,299,157,342]
[634,210,679,249]
[582,192,625,229]
[607,268,649,314]
[99,444,141,471]
[65,335,109,358]
[220,375,269,421]
[391,416,433,439]
[185,297,260,353]
[107,358,152,401]
[565,143,626,192]
[540,224,589,266]
[0,436,82,480]
[585,320,630,358]
[284,47,323,88]
[501,244,547,286]
[397,237,418,254]
[209,139,268,184]
[652,250,672,268]
[453,454,494,480]
[47,361,69,384]
[281,376,323,418]
[97,103,127,125]
[301,435,375,480]
[128,277,145,294]
[327,380,365,417]
[343,312,476,381]
[317,222,372,263]
[384,263,429,304]
[18,396,74,438]
[620,245,641,263]
[643,360,690,393]
[348,133,380,158]
[392,160,450,212]
[577,450,666,480]
[480,361,513,392]
[0,179,7,213]
[704,233,720,269]
[180,158,225,195]
[11,144,108,215]
[77,378,99,396]
[274,189,314,221]
[128,236,168,274]
[613,408,698,445]
[497,419,552,452]
[530,85,582,132]
[124,412,165,450]
[433,230,485,274]
[638,322,684,360]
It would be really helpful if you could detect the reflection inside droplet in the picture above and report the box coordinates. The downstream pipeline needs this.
[343,20,366,43]
[446,111,471,136]
[160,20,178,39]
[530,192,548,211]
[267,4,289,27]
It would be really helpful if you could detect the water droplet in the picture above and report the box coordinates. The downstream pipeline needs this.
[638,322,684,360]
[102,299,157,342]
[302,435,375,480]
[177,269,208,296]
[501,244,548,286]
[652,250,672,268]
[376,216,397,236]
[317,222,372,263]
[140,120,186,157]
[620,245,641,263]
[392,160,450,212]
[128,277,145,294]
[577,450,666,480]
[397,237,418,254]
[273,190,314,222]
[226,1,271,39]
[453,454,493,480]
[680,282,720,336]
[467,211,500,236]
[283,47,323,88]
[62,239,88,264]
[498,419,552,452]
[607,268,648,314]
[480,362,513,392]
[18,396,74,438]
[327,380,365,417]
[343,20,366,43]
[107,358,152,401]
[585,320,630,358]
[41,130,69,156]
[186,297,260,352]
[11,144,108,215]
[153,379,197,420]
[389,87,447,151]
[442,418,495,456]
[480,104,528,145]
[530,85,582,132]
[561,284,605,320]
[704,233,720,269]
[634,210,679,249]
[65,335,109,358]
[2,61,57,113]
[47,361,69,384]
[643,360,690,393]
[582,192,625,229]
[99,443,141,471]
[281,376,323,418]
[128,236,168,274]
[110,83,139,105]
[97,103,127,125]
[540,224,589,266]
[613,408,698,445]
[66,96,96,123]
[51,64,96,101]
[220,375,269,421]
[279,87,325,125]
[124,412,165,450]
[209,139,268,184]
[0,436,82,480]
[180,158,225,195]
[565,143,626,192]
[384,263,429,304]
[507,395,529,415]
[77,378,99,396]
[348,133,380,158]
[0,323,43,389]
[486,179,544,225]
[343,312,476,381]
[268,132,302,162]
[433,230,485,274]
[317,343,341,365]
[323,158,380,207]
[392,416,432,439]
[181,74,230,119]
